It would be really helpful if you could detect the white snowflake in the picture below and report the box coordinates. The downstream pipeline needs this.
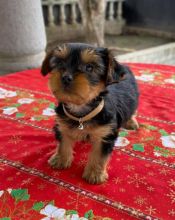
[40,204,65,219]
[164,78,175,84]
[0,87,17,99]
[160,134,175,148]
[3,107,18,115]
[18,98,34,104]
[114,137,130,148]
[42,108,56,116]
[135,74,154,82]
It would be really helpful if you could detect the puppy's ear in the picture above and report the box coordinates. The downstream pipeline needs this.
[106,50,125,85]
[41,50,57,76]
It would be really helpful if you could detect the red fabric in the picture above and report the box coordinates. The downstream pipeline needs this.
[0,63,175,219]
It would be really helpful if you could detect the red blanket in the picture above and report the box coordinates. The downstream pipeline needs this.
[0,63,175,220]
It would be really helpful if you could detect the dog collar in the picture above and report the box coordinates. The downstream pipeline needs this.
[62,98,105,130]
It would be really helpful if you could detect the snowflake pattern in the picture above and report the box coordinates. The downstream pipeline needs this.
[145,206,157,215]
[134,196,147,207]
[168,179,175,187]
[167,189,175,204]
[127,174,147,188]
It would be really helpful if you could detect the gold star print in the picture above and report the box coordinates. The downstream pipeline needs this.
[12,149,18,153]
[134,195,147,207]
[123,164,135,171]
[119,188,126,193]
[168,209,175,217]
[67,194,88,210]
[51,171,60,177]
[22,178,32,186]
[113,177,122,184]
[102,208,108,213]
[168,179,175,187]
[37,184,46,190]
[21,152,30,157]
[148,171,155,176]
[77,159,87,167]
[167,189,175,204]
[115,158,121,162]
[145,206,157,215]
[7,177,14,182]
[147,186,155,192]
[159,168,170,176]
[54,186,64,194]
[8,135,22,144]
[128,174,147,188]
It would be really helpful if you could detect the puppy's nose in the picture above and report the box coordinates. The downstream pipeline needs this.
[62,74,73,86]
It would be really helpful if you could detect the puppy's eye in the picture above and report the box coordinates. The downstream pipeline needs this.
[57,60,64,68]
[85,64,93,72]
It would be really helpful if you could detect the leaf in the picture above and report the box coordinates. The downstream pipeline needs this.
[38,99,50,104]
[11,103,21,107]
[144,137,154,141]
[16,113,25,118]
[159,129,169,136]
[33,107,39,112]
[66,210,78,215]
[162,153,168,157]
[154,146,161,151]
[49,103,55,109]
[84,210,94,220]
[32,202,45,211]
[33,116,43,121]
[147,125,157,130]
[0,218,11,220]
[133,144,144,152]
[119,131,128,137]
[11,189,30,202]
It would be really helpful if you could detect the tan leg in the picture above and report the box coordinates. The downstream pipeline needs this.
[83,140,109,184]
[124,112,139,130]
[48,135,74,169]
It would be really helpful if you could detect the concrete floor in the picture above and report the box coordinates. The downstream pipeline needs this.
[105,33,172,55]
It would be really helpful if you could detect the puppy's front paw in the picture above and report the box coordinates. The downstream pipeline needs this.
[82,167,108,184]
[125,117,139,130]
[48,153,72,169]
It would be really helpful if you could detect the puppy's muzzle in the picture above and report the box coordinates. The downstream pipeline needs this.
[61,73,73,87]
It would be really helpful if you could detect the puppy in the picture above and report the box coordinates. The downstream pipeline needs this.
[41,43,139,184]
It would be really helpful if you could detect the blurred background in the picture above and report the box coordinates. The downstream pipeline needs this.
[0,0,175,74]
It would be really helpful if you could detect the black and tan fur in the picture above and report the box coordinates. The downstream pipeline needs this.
[41,43,139,184]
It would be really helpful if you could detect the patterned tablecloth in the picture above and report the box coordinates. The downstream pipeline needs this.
[0,63,175,220]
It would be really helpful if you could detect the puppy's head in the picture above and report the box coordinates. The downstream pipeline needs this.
[41,43,124,105]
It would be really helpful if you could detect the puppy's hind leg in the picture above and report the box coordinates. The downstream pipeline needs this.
[48,134,74,169]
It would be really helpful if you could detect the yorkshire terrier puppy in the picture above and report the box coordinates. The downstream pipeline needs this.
[41,43,139,184]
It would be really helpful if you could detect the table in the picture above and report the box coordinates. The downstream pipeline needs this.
[0,63,175,219]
